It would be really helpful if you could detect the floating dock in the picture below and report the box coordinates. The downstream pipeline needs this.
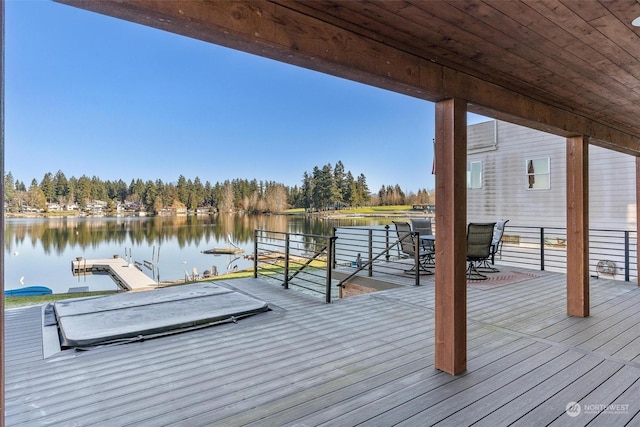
[71,257,157,291]
[202,247,244,255]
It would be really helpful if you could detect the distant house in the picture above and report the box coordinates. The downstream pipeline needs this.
[83,200,107,216]
[466,120,636,231]
[412,204,435,214]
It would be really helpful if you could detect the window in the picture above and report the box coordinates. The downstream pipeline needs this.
[467,161,482,189]
[526,157,550,189]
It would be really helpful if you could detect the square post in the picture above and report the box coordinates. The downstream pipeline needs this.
[566,136,589,317]
[434,98,467,375]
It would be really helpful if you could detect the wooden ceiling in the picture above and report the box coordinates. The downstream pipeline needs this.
[58,0,640,155]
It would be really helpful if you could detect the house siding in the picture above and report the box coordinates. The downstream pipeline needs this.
[466,120,637,281]
[467,120,636,231]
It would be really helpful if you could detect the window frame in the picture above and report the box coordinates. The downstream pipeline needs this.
[467,160,483,190]
[525,157,550,190]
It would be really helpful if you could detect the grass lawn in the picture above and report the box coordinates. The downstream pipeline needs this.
[3,269,268,308]
[4,291,118,308]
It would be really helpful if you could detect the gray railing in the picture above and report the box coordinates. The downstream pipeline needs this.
[253,229,337,303]
[332,225,432,287]
[498,226,637,282]
[333,224,638,283]
[252,225,637,304]
[252,227,430,302]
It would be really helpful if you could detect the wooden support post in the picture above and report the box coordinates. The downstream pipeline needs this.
[566,136,589,317]
[434,98,467,375]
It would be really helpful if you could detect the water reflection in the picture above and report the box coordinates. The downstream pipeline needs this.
[4,214,391,294]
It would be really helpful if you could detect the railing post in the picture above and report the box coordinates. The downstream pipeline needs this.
[332,227,338,269]
[253,229,258,278]
[326,236,335,303]
[625,230,630,282]
[283,233,290,289]
[540,227,545,271]
[368,228,373,277]
[414,232,420,286]
[385,225,390,261]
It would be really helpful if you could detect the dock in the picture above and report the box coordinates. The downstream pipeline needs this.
[71,257,157,291]
[201,247,244,255]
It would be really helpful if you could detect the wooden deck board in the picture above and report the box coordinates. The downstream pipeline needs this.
[390,346,574,426]
[557,301,640,347]
[514,360,624,425]
[233,332,522,427]
[548,365,640,426]
[295,340,548,427]
[6,270,640,426]
[243,332,515,426]
[612,335,640,361]
[464,354,604,425]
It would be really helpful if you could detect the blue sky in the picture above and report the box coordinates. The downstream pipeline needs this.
[6,1,488,193]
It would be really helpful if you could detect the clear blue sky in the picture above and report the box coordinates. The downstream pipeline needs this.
[6,0,488,193]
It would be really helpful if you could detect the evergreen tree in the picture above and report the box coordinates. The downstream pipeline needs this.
[15,179,27,192]
[333,160,345,207]
[27,179,46,210]
[356,174,370,205]
[66,177,78,204]
[54,170,68,201]
[76,175,92,205]
[300,172,314,210]
[40,172,55,202]
[4,172,15,205]
[343,171,356,207]
[91,176,108,201]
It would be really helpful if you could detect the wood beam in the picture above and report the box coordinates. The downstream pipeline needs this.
[566,136,589,317]
[434,98,467,375]
[57,0,640,155]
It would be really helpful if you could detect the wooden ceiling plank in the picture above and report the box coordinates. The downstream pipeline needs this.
[287,1,638,134]
[345,1,605,127]
[285,0,555,102]
[485,1,640,106]
[584,12,640,90]
[483,1,640,130]
[532,0,640,92]
[463,2,636,130]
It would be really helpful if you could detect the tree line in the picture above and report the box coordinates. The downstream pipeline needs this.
[4,161,433,214]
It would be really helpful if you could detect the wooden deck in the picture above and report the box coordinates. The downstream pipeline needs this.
[5,267,640,425]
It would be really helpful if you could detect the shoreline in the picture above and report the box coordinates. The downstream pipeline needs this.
[5,209,435,220]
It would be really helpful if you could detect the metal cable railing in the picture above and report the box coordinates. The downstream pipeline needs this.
[252,224,637,303]
[333,226,432,287]
[498,226,637,281]
[253,229,337,303]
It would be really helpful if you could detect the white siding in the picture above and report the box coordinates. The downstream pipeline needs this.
[589,145,636,230]
[467,120,636,231]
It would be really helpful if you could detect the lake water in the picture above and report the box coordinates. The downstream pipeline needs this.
[4,214,392,294]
